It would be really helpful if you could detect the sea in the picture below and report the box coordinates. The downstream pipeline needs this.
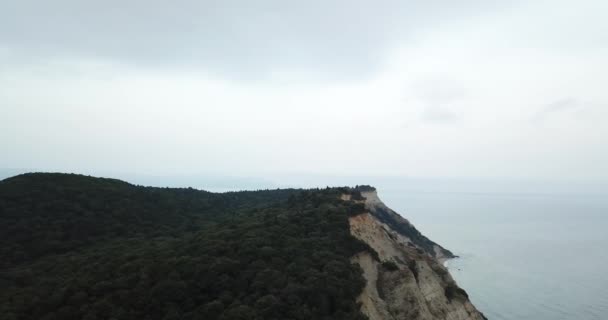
[377,182,608,320]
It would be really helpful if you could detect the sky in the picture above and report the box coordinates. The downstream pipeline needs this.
[1,0,607,182]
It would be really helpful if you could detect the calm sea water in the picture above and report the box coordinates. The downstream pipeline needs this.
[379,187,608,320]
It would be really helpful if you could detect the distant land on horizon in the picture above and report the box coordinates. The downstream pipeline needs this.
[1,169,606,196]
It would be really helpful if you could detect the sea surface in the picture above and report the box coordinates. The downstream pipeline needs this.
[378,186,608,320]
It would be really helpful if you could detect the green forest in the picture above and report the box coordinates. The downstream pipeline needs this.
[0,173,373,320]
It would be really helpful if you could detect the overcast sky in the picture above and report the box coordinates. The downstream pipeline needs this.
[1,0,607,182]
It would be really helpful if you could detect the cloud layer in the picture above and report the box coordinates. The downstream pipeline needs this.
[1,0,607,181]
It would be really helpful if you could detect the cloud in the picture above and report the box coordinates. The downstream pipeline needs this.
[543,98,580,112]
[1,0,608,181]
[421,107,459,123]
[0,0,511,80]
[405,77,467,124]
[532,97,581,122]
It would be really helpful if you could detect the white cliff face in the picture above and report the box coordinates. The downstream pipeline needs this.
[351,252,393,320]
[347,190,486,320]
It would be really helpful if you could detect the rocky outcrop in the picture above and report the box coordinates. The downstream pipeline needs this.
[346,187,486,320]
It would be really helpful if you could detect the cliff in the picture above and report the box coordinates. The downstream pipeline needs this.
[344,187,486,320]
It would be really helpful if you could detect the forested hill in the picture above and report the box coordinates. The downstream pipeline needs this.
[0,173,301,267]
[0,173,371,320]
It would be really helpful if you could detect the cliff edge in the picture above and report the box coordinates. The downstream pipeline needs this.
[344,187,486,320]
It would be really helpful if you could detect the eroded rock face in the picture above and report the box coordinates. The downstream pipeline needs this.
[347,189,486,320]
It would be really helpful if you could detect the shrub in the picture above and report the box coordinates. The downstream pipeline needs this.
[381,261,399,271]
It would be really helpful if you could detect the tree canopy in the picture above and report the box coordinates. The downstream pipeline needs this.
[0,173,371,320]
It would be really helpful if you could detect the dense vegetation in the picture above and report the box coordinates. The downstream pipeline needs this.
[0,173,371,320]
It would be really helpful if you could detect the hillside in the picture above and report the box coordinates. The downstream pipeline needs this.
[0,173,484,320]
